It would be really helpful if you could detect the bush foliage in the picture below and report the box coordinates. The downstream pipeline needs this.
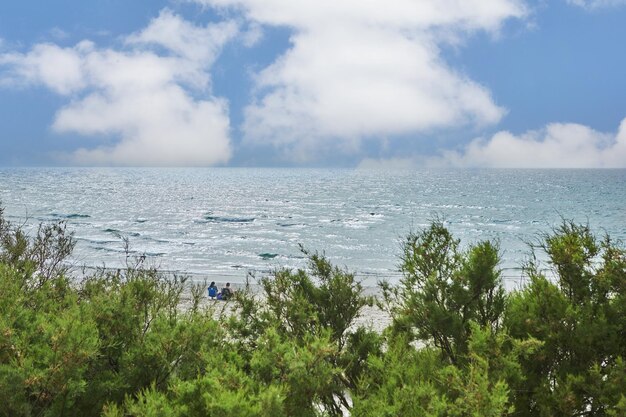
[0,206,624,416]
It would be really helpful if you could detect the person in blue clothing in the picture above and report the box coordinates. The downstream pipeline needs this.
[207,281,218,299]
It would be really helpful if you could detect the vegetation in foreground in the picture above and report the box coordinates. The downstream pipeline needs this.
[0,205,625,416]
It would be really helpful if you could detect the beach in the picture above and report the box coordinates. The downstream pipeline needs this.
[178,282,393,334]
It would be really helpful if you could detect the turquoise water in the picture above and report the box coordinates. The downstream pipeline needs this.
[1,168,625,287]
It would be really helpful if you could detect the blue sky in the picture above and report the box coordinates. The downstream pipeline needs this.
[1,0,625,167]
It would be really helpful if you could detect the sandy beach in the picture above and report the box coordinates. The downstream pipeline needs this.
[179,282,393,334]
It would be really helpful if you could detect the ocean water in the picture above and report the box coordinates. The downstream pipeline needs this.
[1,168,625,288]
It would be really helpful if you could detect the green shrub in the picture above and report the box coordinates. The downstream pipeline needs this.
[1,205,624,416]
[505,222,626,416]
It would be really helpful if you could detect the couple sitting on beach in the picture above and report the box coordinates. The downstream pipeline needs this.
[208,282,233,301]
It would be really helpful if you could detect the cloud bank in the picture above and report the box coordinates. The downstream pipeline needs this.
[359,118,626,169]
[0,10,236,166]
[434,119,626,168]
[196,0,527,160]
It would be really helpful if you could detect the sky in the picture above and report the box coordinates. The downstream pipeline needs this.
[0,0,625,167]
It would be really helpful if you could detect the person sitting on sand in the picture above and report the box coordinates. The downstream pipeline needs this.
[219,282,233,301]
[207,281,218,299]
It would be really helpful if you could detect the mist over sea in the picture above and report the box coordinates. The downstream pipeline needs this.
[1,168,625,288]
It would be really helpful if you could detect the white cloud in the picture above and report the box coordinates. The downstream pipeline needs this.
[201,0,525,31]
[566,0,626,9]
[195,0,527,160]
[126,9,236,73]
[0,42,86,94]
[0,10,237,166]
[430,118,626,168]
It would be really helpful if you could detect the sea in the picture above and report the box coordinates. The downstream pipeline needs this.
[1,168,625,289]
